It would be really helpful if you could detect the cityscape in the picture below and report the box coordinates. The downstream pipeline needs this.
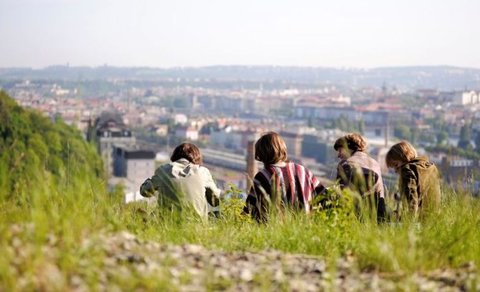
[2,65,480,199]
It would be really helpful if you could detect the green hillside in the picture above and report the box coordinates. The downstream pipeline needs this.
[0,91,103,203]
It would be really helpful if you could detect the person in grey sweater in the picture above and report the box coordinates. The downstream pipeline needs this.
[140,143,221,219]
[334,133,386,221]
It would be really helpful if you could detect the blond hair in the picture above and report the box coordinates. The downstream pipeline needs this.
[333,133,367,152]
[255,131,288,166]
[385,141,417,168]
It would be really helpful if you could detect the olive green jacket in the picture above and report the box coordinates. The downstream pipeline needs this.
[398,156,441,217]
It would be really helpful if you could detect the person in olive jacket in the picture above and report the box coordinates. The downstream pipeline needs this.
[386,141,441,219]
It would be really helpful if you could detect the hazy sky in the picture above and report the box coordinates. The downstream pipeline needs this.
[1,0,479,69]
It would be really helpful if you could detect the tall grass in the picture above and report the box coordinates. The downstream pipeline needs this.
[0,181,479,289]
[117,186,480,273]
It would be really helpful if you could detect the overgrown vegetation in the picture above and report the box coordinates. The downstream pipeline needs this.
[0,92,479,289]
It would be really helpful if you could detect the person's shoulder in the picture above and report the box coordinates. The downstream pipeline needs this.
[196,164,210,174]
[254,168,273,180]
[338,159,353,170]
[290,161,304,169]
[291,162,315,174]
[155,163,172,173]
[400,163,417,177]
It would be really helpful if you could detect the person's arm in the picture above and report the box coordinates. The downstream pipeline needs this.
[305,167,326,199]
[243,172,270,222]
[140,178,155,197]
[140,166,168,197]
[336,162,353,189]
[201,167,221,198]
[400,167,419,217]
[200,167,221,207]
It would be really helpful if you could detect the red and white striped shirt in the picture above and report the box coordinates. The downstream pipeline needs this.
[244,161,325,222]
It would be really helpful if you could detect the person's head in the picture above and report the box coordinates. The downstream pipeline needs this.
[385,141,417,171]
[333,133,367,160]
[255,131,288,165]
[170,142,202,165]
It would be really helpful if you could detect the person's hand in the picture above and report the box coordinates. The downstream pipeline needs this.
[140,180,155,197]
[205,188,220,207]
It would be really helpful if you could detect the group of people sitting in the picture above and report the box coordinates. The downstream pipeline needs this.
[140,131,441,222]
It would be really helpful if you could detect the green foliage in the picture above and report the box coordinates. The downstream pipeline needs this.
[475,131,480,153]
[394,124,411,140]
[436,130,449,145]
[426,144,480,160]
[458,124,473,150]
[327,115,364,133]
[0,90,104,203]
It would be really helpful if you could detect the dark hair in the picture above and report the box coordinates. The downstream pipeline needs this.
[255,131,288,165]
[333,133,367,152]
[170,143,202,165]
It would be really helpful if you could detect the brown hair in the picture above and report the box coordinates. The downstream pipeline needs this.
[170,143,202,165]
[255,132,288,166]
[385,141,417,168]
[333,133,367,152]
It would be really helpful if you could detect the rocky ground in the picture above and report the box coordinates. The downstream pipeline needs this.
[6,229,480,291]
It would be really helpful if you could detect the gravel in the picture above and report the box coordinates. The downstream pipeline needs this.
[5,227,479,291]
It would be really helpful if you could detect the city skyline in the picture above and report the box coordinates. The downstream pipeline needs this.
[1,0,479,69]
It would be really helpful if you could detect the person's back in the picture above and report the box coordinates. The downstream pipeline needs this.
[243,132,325,222]
[337,151,384,199]
[398,156,441,215]
[140,143,220,219]
[386,141,441,219]
[334,133,386,221]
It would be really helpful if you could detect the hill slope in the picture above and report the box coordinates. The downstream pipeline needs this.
[0,91,103,202]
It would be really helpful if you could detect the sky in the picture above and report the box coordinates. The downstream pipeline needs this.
[1,0,479,69]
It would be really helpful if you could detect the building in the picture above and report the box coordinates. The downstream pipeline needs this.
[302,134,337,164]
[295,105,360,121]
[95,112,136,176]
[280,131,303,157]
[154,124,169,137]
[440,156,480,195]
[175,126,199,141]
[113,146,156,193]
[455,91,479,105]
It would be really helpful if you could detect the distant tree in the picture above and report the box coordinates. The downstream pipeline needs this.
[458,124,473,150]
[436,131,449,145]
[475,131,480,153]
[307,116,314,128]
[332,115,362,133]
[410,127,419,144]
[358,119,365,134]
[430,117,446,131]
[418,131,435,145]
[394,125,411,140]
[337,116,349,132]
